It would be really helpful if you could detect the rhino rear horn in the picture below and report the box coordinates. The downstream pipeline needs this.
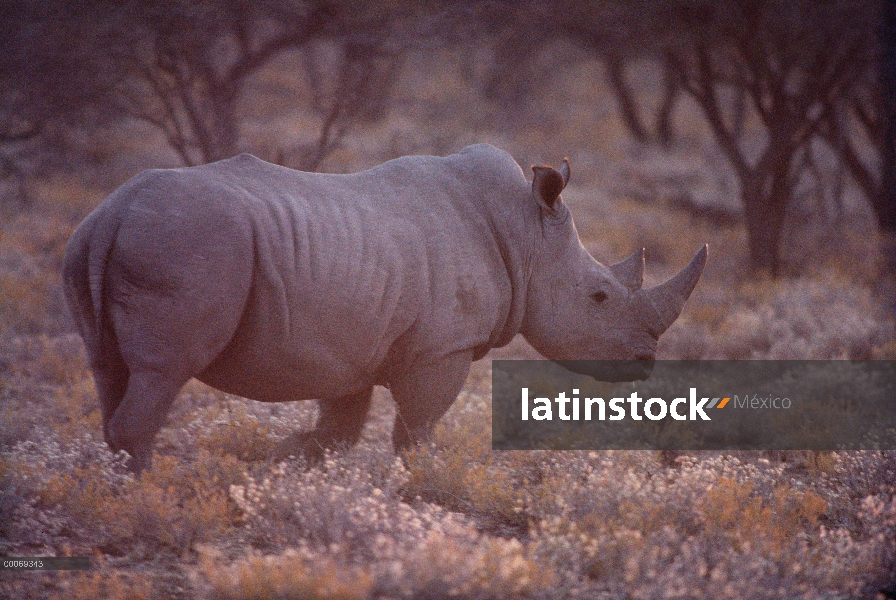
[640,244,708,336]
[610,248,645,291]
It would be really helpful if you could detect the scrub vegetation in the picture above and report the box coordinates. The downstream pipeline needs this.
[2,2,896,598]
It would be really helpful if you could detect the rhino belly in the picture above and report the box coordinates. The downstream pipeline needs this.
[196,287,397,402]
[196,315,386,402]
[196,349,375,402]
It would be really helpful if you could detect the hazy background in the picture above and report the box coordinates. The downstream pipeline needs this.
[2,2,896,599]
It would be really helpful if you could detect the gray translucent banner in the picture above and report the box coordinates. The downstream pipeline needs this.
[491,360,896,450]
[0,557,90,570]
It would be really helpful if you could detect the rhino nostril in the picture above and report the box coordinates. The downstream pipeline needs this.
[635,353,654,361]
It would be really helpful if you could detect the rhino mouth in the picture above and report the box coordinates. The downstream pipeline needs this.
[553,359,654,382]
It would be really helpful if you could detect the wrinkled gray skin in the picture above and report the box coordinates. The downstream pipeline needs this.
[63,144,706,472]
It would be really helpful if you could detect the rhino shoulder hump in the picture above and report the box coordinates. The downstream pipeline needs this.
[454,144,525,183]
[222,153,265,166]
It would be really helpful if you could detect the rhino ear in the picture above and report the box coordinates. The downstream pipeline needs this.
[610,248,645,291]
[559,158,570,187]
[532,161,570,216]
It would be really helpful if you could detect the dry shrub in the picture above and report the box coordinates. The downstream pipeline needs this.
[28,175,104,221]
[36,468,105,510]
[613,498,682,537]
[523,451,895,597]
[1,333,89,387]
[219,444,565,597]
[0,334,99,444]
[195,547,372,600]
[700,478,827,557]
[52,379,103,443]
[4,361,896,598]
[35,334,90,385]
[6,433,131,503]
[764,449,839,476]
[383,532,557,599]
[457,536,556,598]
[228,448,430,557]
[714,275,892,359]
[401,392,536,533]
[0,396,31,448]
[0,206,79,336]
[0,271,55,334]
[661,272,894,359]
[7,436,243,556]
[0,456,17,538]
[62,570,154,600]
[102,453,242,554]
[197,404,276,462]
[402,441,526,534]
[1,212,72,265]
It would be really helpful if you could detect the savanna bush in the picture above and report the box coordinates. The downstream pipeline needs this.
[229,447,431,557]
[661,274,894,359]
[4,431,243,556]
[197,404,276,462]
[195,546,373,600]
[62,571,154,600]
[401,435,528,535]
[526,451,893,598]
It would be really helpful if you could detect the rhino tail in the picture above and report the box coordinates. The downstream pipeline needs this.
[62,206,124,374]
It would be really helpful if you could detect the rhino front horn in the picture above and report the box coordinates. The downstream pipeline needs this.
[640,244,708,335]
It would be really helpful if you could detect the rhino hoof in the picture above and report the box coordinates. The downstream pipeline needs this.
[129,452,152,475]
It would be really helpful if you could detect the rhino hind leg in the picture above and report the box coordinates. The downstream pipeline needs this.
[99,244,251,472]
[390,351,472,451]
[93,362,128,444]
[273,386,373,463]
[105,369,189,473]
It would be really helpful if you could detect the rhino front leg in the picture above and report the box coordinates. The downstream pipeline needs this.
[274,386,373,463]
[390,350,473,452]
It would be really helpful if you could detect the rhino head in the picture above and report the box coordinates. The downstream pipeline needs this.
[519,159,707,368]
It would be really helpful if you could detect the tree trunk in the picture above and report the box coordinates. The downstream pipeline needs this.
[742,174,788,276]
[879,0,896,286]
[604,53,650,143]
[656,59,679,148]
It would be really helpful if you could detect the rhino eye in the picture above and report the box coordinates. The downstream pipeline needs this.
[591,291,608,304]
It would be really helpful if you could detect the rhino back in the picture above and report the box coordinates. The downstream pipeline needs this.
[108,149,523,401]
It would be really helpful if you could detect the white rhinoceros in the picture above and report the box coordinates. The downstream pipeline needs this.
[63,144,706,471]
